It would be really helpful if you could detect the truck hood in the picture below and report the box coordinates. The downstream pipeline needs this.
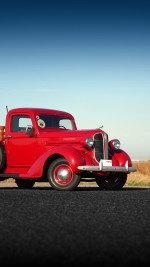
[37,128,105,145]
[38,128,104,138]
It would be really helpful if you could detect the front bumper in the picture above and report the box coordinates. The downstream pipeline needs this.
[78,160,136,173]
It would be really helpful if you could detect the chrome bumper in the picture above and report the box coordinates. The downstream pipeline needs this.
[78,160,136,173]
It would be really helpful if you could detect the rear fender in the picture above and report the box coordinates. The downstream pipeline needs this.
[20,146,85,178]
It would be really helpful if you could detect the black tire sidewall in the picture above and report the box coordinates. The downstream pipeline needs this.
[0,143,6,171]
[15,179,35,189]
[95,173,127,190]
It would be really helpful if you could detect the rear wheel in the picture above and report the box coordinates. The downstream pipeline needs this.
[47,157,81,191]
[0,143,6,171]
[95,172,127,190]
[15,179,35,189]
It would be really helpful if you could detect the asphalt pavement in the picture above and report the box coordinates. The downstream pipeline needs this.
[0,184,150,266]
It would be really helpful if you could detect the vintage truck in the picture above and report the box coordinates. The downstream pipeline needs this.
[0,107,136,190]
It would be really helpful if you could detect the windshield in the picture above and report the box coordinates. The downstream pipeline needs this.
[36,114,74,130]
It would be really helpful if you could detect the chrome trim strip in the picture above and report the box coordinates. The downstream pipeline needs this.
[103,132,108,159]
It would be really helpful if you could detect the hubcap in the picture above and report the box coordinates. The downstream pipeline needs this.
[57,168,70,181]
[54,164,73,185]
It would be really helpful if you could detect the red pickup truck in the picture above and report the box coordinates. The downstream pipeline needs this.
[0,107,136,190]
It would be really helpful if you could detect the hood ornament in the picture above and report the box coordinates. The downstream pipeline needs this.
[97,125,103,129]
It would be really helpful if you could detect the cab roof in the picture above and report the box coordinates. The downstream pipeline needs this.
[7,107,75,119]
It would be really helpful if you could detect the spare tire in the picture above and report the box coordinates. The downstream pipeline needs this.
[0,143,6,171]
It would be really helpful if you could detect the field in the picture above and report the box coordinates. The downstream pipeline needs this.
[127,161,150,186]
[0,161,150,187]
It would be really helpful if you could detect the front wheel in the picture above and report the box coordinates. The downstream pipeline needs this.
[15,179,35,189]
[47,157,81,191]
[95,173,127,190]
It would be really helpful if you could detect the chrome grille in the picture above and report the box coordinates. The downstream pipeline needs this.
[94,133,104,162]
[94,133,108,162]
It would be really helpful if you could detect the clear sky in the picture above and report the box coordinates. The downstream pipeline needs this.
[0,0,150,160]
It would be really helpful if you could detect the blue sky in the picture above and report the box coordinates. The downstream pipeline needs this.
[0,0,150,160]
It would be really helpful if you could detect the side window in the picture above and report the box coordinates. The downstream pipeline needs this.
[11,115,32,132]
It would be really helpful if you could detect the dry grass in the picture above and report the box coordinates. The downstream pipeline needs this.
[0,161,150,186]
[127,161,150,186]
[0,178,15,183]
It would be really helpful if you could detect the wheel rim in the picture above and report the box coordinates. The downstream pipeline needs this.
[53,164,73,185]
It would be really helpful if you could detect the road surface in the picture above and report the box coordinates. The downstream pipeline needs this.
[0,184,150,266]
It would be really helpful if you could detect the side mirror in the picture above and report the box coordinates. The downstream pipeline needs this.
[26,125,34,137]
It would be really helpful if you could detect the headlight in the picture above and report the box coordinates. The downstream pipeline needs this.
[109,139,120,150]
[85,137,94,149]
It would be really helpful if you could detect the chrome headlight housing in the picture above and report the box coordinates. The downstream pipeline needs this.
[109,139,121,150]
[85,137,94,149]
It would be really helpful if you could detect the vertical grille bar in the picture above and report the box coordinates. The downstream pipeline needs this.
[103,133,108,159]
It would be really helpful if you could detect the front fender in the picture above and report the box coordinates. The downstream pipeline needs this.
[20,146,85,178]
[110,149,132,167]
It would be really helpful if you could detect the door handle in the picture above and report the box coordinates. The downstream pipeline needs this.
[6,135,12,138]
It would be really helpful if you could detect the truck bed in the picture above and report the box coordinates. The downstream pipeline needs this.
[0,126,5,142]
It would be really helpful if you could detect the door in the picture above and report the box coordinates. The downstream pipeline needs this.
[5,114,38,167]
